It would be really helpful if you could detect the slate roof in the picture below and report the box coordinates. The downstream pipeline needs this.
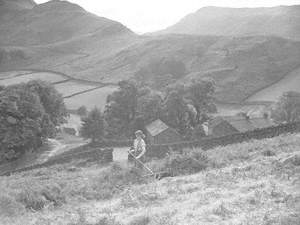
[145,119,169,137]
[210,115,275,133]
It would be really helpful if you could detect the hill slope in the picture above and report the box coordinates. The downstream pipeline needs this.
[0,0,35,13]
[1,2,300,104]
[0,0,140,78]
[80,35,300,103]
[1,134,299,224]
[2,34,300,103]
[0,0,135,46]
[156,5,300,41]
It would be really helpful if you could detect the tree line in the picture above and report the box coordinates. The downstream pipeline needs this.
[0,80,67,162]
[81,84,300,143]
[81,79,217,142]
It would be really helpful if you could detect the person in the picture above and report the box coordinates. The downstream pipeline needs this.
[129,130,146,167]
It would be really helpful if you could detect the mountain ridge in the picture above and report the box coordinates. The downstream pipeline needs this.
[1,1,300,104]
[155,5,300,41]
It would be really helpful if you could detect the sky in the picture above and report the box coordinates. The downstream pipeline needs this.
[35,0,300,33]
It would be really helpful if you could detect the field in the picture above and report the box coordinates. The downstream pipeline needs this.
[215,103,269,116]
[0,71,68,86]
[53,81,98,98]
[247,67,300,102]
[0,134,299,225]
[0,70,117,111]
[0,71,32,80]
[64,85,118,110]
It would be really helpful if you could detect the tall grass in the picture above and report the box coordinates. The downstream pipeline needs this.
[147,149,209,176]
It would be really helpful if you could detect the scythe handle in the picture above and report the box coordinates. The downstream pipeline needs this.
[128,150,154,175]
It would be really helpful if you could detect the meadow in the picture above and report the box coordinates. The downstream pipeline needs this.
[0,71,31,80]
[0,133,299,225]
[0,70,117,111]
[64,86,118,110]
[0,71,68,86]
[54,81,98,98]
[247,67,300,102]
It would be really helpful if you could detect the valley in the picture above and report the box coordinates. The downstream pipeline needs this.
[1,1,300,104]
[0,1,300,224]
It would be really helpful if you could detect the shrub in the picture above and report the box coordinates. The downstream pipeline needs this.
[17,187,47,211]
[262,149,276,157]
[15,183,66,211]
[148,149,208,176]
[40,184,66,206]
[128,215,151,225]
[68,210,123,225]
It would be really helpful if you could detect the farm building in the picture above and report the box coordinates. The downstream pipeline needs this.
[208,115,275,137]
[145,119,182,145]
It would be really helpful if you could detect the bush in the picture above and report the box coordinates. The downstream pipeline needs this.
[17,187,47,211]
[89,163,147,200]
[16,183,66,211]
[148,149,209,176]
[68,210,123,225]
[128,215,151,225]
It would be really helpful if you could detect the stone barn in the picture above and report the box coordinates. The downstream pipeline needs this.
[145,119,182,145]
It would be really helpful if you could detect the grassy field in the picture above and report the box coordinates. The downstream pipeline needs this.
[0,71,68,86]
[247,67,300,102]
[0,71,31,80]
[0,70,116,111]
[54,81,98,98]
[0,133,299,225]
[64,86,118,110]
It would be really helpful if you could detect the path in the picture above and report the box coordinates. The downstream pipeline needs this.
[0,137,87,175]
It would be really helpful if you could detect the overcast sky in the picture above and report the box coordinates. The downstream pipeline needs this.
[35,0,300,33]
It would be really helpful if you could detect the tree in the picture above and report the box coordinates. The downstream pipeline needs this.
[185,79,216,124]
[271,91,300,123]
[162,87,191,137]
[137,91,163,124]
[80,108,105,143]
[77,105,87,117]
[104,80,138,138]
[0,81,67,161]
[26,80,68,126]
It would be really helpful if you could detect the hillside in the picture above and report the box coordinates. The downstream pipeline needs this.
[2,35,300,103]
[0,0,134,46]
[82,35,300,103]
[0,134,299,224]
[0,0,140,74]
[156,5,300,41]
[0,0,35,15]
[1,1,300,104]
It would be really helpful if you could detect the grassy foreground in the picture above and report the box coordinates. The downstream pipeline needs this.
[0,134,299,225]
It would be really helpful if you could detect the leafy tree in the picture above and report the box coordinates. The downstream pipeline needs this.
[271,91,300,123]
[162,87,190,137]
[104,80,138,138]
[77,105,87,117]
[26,80,68,126]
[80,108,105,143]
[0,81,67,161]
[137,91,163,124]
[185,79,216,124]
